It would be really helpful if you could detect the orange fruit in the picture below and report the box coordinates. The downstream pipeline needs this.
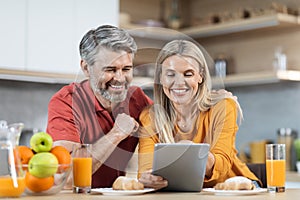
[14,146,34,164]
[25,172,54,192]
[50,146,71,172]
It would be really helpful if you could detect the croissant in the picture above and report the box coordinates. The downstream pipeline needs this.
[112,176,144,190]
[214,176,255,190]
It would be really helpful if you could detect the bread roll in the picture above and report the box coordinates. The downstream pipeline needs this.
[214,176,255,190]
[112,176,144,190]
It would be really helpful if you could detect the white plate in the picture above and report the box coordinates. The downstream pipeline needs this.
[91,188,155,195]
[202,188,268,195]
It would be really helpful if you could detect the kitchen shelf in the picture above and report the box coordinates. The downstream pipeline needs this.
[182,13,300,38]
[123,25,182,41]
[0,68,152,86]
[122,13,300,40]
[132,70,300,88]
[213,70,300,87]
[0,68,155,86]
[2,69,300,88]
[0,69,85,84]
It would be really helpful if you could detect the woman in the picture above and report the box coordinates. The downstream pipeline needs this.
[138,40,259,189]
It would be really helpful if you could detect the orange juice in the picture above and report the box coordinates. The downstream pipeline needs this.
[0,177,26,197]
[73,157,92,187]
[266,159,286,187]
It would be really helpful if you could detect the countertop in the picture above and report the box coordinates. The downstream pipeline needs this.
[8,189,300,200]
[286,171,300,188]
[286,171,300,182]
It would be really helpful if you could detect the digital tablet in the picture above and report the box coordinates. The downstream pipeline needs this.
[152,143,210,192]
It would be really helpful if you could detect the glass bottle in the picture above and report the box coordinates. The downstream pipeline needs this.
[277,128,298,171]
[168,0,181,29]
[214,54,227,77]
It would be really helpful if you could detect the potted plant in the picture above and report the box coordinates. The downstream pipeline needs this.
[294,139,300,173]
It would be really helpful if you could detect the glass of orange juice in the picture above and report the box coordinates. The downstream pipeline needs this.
[266,144,285,193]
[72,144,92,193]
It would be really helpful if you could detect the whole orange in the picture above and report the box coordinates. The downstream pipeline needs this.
[14,146,34,164]
[50,146,71,172]
[25,172,54,192]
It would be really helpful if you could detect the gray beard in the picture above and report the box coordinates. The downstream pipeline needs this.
[89,74,128,103]
[95,87,127,103]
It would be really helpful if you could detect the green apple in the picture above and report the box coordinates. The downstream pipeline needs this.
[30,132,53,152]
[28,152,58,178]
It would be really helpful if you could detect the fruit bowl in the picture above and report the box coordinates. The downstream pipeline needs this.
[22,163,72,196]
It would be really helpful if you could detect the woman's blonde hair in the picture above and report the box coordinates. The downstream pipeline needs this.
[151,40,242,143]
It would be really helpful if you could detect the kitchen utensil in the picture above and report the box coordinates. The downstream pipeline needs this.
[0,120,25,197]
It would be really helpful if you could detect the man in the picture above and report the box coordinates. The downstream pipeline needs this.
[46,25,153,188]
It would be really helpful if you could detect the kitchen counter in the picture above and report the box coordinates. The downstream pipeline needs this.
[286,171,300,182]
[286,171,300,188]
[8,189,300,199]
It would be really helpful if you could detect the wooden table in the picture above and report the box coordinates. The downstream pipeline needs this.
[8,189,300,200]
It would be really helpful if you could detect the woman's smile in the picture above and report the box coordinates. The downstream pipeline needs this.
[170,88,190,96]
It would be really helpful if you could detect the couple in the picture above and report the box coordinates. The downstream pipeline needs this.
[46,25,260,190]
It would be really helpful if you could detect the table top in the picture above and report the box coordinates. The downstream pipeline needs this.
[286,171,300,182]
[8,188,300,200]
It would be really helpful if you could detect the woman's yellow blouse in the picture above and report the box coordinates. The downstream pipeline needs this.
[138,98,259,188]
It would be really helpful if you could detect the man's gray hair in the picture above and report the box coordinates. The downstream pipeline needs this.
[79,25,137,66]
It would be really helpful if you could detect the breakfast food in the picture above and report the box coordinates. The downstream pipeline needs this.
[214,176,255,190]
[112,176,144,190]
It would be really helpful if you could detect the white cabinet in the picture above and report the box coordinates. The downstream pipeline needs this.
[27,0,75,74]
[0,0,119,82]
[0,0,26,70]
[27,0,118,74]
[74,0,119,36]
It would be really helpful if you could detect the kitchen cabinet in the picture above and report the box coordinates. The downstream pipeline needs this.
[27,0,118,74]
[0,0,26,70]
[0,0,118,83]
[27,0,75,74]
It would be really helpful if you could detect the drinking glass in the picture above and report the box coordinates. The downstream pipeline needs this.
[72,144,92,193]
[266,144,285,193]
